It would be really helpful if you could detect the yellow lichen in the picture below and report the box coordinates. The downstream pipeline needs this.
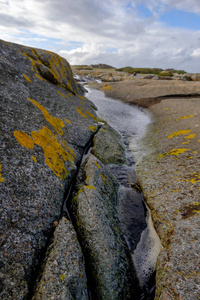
[158,148,190,159]
[0,164,5,183]
[182,141,190,144]
[85,110,97,120]
[164,108,169,110]
[85,185,96,190]
[28,97,65,135]
[59,274,66,281]
[176,115,194,120]
[94,161,101,169]
[57,90,65,97]
[64,119,72,124]
[31,126,74,179]
[14,131,35,149]
[168,130,191,138]
[34,73,43,81]
[102,84,112,91]
[32,156,37,162]
[76,107,88,118]
[185,134,196,139]
[89,125,97,132]
[23,74,32,83]
[100,173,105,183]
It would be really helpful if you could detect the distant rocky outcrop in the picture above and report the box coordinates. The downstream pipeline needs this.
[90,63,115,69]
[0,40,140,299]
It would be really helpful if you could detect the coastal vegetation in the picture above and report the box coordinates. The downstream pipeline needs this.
[72,64,187,76]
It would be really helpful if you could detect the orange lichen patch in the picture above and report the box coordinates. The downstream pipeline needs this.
[32,156,37,162]
[0,164,5,183]
[158,148,190,159]
[28,97,65,135]
[164,108,169,110]
[46,52,74,92]
[31,126,74,179]
[89,125,97,132]
[198,139,200,143]
[94,161,101,169]
[61,140,76,158]
[64,119,72,124]
[168,130,191,138]
[100,173,105,183]
[193,151,198,154]
[76,107,88,118]
[185,134,196,139]
[34,73,43,81]
[176,114,194,120]
[14,131,35,149]
[85,110,97,120]
[23,74,32,82]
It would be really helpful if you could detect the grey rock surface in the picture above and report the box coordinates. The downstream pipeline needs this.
[69,154,140,299]
[0,39,98,298]
[33,217,88,300]
[91,124,127,165]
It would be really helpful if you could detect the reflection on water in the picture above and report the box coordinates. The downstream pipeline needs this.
[86,87,150,141]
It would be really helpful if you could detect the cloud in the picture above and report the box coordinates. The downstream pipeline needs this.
[1,0,200,72]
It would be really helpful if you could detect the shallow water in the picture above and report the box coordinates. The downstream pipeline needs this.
[86,87,162,299]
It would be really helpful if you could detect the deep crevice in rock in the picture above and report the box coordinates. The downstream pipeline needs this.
[26,130,100,300]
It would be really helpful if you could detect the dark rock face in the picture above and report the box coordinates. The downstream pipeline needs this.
[0,39,98,298]
[69,154,140,299]
[33,217,88,300]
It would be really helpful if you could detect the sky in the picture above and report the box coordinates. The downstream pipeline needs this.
[1,0,200,73]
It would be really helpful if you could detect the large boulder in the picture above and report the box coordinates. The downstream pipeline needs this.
[69,154,140,299]
[91,124,127,165]
[0,39,98,298]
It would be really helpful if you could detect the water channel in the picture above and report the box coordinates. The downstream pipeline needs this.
[86,86,162,300]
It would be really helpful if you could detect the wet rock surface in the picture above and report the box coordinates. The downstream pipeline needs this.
[0,40,98,298]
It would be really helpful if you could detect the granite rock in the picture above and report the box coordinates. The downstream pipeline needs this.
[0,39,98,298]
[69,154,140,299]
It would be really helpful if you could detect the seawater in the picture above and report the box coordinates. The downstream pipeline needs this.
[86,87,162,299]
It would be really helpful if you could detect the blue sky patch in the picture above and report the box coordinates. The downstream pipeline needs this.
[137,3,153,18]
[159,8,200,30]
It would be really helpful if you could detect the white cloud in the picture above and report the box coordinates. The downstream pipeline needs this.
[0,0,200,72]
[192,48,200,57]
